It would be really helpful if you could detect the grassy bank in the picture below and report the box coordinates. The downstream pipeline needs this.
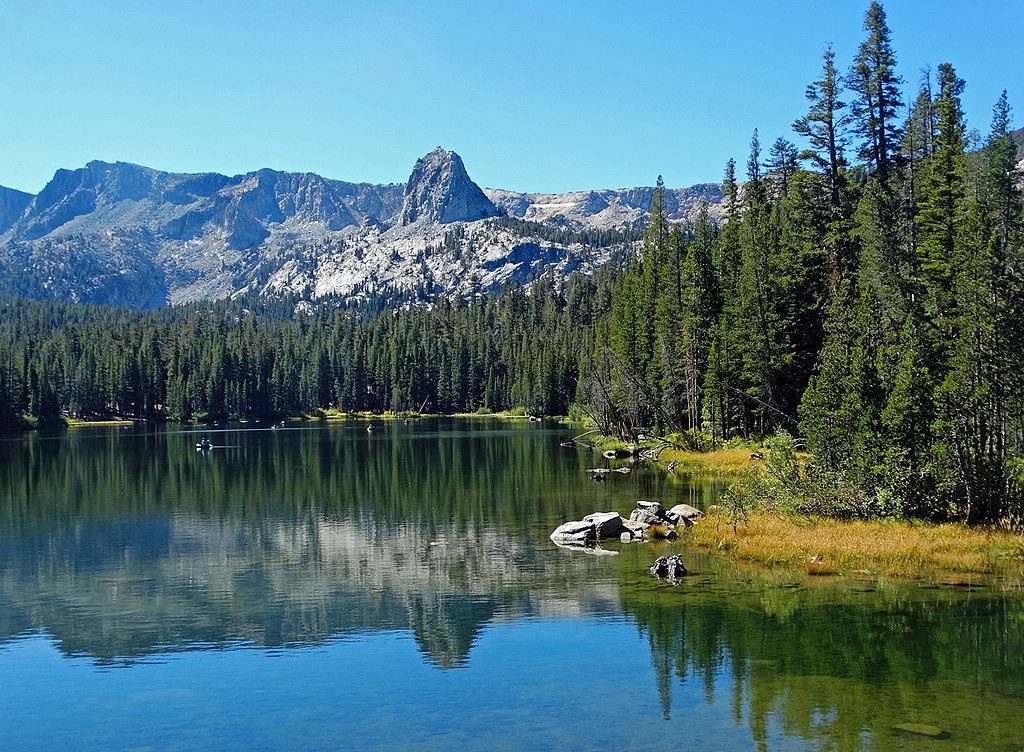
[586,431,765,476]
[686,509,1024,578]
[657,446,765,475]
[451,409,529,419]
[582,430,1024,578]
[319,409,560,421]
[315,409,433,421]
[25,409,564,430]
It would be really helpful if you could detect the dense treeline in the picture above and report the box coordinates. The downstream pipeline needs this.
[1,3,1021,523]
[0,275,610,429]
[587,2,1024,522]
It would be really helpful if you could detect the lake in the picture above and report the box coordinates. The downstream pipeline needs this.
[1,419,1022,751]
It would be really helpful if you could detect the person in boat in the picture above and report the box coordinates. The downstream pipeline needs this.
[198,437,212,449]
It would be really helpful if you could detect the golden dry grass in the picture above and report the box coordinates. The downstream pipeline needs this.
[687,509,1024,578]
[659,447,764,475]
[450,410,531,419]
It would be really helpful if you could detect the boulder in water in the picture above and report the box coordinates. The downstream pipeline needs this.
[619,522,650,543]
[583,511,626,539]
[649,555,687,579]
[549,521,596,545]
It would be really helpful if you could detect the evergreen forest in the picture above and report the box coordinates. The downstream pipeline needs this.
[1,2,1022,522]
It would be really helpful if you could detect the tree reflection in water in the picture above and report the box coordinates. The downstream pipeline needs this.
[0,420,1021,750]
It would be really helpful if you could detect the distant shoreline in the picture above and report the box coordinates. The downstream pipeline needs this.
[25,410,572,432]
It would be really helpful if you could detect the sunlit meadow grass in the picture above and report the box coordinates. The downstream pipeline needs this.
[687,509,1024,577]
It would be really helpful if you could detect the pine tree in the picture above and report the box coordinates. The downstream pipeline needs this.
[849,1,903,186]
[932,96,1024,523]
[766,138,799,200]
[915,62,966,322]
[679,207,721,430]
[794,44,853,287]
[707,159,744,440]
[800,280,884,492]
[880,314,934,515]
[899,71,935,258]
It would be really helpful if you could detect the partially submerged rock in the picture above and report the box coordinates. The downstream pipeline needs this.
[650,555,687,579]
[549,520,596,545]
[620,519,649,542]
[635,500,663,512]
[583,511,626,539]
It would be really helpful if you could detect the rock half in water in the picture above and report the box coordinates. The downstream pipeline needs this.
[649,555,687,580]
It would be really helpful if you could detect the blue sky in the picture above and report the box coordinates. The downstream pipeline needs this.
[1,0,1021,194]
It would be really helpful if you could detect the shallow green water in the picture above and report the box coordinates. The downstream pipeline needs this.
[0,419,1022,751]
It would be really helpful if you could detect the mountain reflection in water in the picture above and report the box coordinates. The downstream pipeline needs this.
[0,420,1022,751]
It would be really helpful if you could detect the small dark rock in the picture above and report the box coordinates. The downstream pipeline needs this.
[649,554,687,579]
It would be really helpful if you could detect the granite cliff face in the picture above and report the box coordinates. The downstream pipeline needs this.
[0,149,723,308]
[0,186,32,234]
[484,183,724,229]
[400,147,500,226]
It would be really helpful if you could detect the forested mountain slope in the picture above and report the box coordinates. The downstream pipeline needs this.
[0,2,1021,525]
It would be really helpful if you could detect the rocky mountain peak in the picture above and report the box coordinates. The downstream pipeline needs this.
[0,150,725,308]
[400,147,499,226]
[0,186,33,234]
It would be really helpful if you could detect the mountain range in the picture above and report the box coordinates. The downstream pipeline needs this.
[0,148,723,308]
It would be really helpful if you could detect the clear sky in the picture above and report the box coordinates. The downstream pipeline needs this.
[1,0,1021,194]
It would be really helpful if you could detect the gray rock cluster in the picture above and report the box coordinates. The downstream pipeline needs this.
[549,501,706,547]
[630,500,704,529]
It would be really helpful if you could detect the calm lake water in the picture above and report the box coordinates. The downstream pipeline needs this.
[1,419,1022,751]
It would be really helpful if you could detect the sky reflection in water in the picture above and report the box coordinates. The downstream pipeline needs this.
[0,420,1022,751]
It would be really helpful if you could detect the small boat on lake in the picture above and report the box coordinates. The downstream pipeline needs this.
[196,438,213,451]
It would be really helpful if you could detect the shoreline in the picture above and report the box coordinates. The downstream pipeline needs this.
[581,431,1024,579]
[585,432,765,477]
[684,509,1024,579]
[29,418,1024,579]
[28,410,572,432]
